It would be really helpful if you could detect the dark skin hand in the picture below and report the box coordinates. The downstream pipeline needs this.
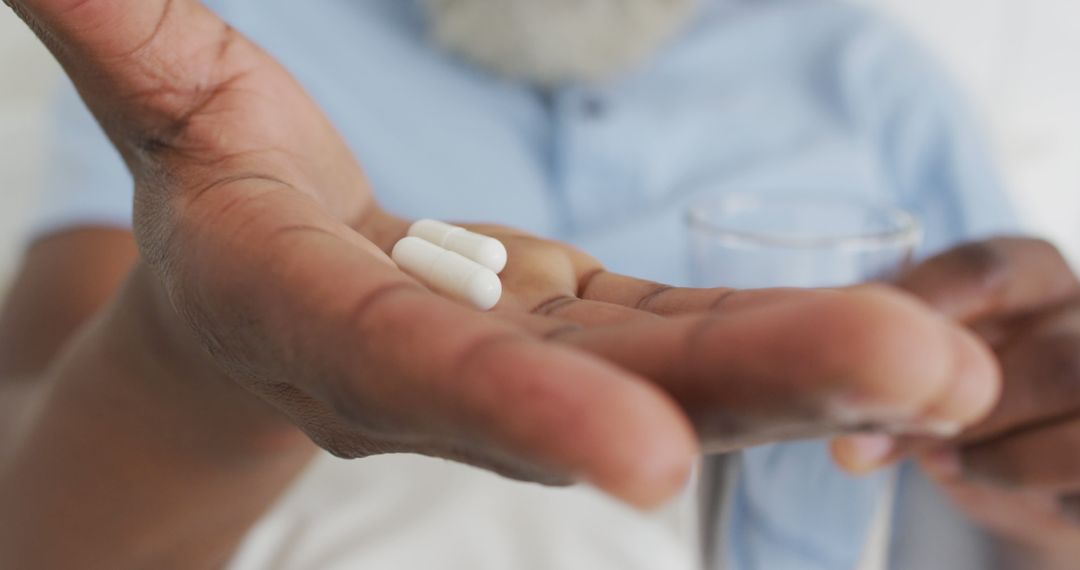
[1,0,1000,567]
[836,238,1080,569]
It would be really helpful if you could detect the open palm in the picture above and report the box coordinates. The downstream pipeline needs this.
[10,0,1000,506]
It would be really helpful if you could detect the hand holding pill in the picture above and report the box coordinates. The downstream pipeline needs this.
[10,0,1002,523]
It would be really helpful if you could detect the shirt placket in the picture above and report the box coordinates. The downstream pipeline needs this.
[551,86,644,235]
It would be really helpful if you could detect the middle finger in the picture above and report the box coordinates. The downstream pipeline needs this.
[559,287,999,452]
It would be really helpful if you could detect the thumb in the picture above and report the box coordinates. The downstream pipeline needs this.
[10,0,184,59]
[7,0,244,154]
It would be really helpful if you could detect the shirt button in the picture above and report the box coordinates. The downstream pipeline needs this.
[581,95,607,119]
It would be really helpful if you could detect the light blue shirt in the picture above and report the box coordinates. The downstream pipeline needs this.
[35,0,1018,568]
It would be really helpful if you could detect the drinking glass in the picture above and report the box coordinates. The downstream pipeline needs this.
[687,191,922,570]
[687,192,921,289]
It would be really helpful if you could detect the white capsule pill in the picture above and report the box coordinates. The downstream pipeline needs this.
[408,219,508,274]
[392,236,502,310]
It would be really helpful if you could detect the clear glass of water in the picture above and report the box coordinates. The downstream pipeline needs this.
[687,192,922,570]
[687,192,922,289]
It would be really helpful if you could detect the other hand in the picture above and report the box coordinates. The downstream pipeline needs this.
[888,238,1080,566]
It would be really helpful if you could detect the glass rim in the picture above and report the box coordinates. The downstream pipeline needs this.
[686,193,923,251]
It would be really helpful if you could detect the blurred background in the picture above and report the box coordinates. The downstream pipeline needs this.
[1,0,1078,287]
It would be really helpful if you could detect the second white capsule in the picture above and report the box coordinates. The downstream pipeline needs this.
[408,219,508,274]
[392,236,502,310]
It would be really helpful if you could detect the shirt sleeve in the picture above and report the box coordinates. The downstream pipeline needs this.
[27,77,135,242]
[833,12,1020,256]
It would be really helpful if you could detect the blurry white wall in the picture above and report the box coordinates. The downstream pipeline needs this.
[856,0,1080,263]
[0,11,60,282]
[0,1,1078,283]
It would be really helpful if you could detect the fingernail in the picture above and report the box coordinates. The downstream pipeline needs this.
[834,434,896,473]
[920,448,963,480]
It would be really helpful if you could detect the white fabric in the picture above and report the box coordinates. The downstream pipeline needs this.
[855,472,896,570]
[228,453,700,570]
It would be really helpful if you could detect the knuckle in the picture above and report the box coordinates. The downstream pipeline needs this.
[565,247,604,275]
[1020,333,1080,401]
[635,284,675,311]
[944,241,1012,287]
[707,289,740,311]
[574,267,608,298]
[532,295,579,316]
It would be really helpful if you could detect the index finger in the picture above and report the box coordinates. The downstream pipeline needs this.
[895,237,1080,323]
[563,286,1000,452]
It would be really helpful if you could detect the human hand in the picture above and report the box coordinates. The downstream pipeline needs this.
[879,238,1080,565]
[7,0,1000,508]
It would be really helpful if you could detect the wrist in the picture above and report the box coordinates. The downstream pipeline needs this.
[0,268,315,568]
[106,264,314,459]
